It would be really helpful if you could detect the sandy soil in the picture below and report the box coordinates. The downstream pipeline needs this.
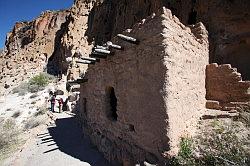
[3,112,110,166]
[0,85,111,166]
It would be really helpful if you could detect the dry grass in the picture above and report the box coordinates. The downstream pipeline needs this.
[172,111,250,165]
[237,102,250,127]
[24,114,46,130]
[34,105,47,117]
[12,83,29,96]
[195,120,249,165]
[0,119,21,160]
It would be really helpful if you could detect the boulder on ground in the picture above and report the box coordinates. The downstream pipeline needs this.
[4,84,10,89]
[55,89,64,95]
[68,95,77,102]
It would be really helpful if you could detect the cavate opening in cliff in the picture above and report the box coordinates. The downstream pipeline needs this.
[106,87,118,121]
[188,10,197,25]
[223,40,250,81]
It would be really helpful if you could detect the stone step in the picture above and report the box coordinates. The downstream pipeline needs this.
[228,110,238,113]
[220,102,249,111]
[202,109,239,120]
[221,106,240,111]
[206,100,221,110]
[228,101,249,106]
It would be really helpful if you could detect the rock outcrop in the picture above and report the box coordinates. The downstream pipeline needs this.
[5,10,69,57]
[47,0,93,78]
[2,0,250,91]
[83,0,250,80]
[0,10,69,94]
[193,0,250,80]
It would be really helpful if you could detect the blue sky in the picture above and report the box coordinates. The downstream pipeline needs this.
[0,0,73,48]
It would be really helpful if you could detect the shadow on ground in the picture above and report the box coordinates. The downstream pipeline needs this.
[39,115,111,166]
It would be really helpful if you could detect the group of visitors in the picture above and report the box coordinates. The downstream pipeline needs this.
[48,91,64,113]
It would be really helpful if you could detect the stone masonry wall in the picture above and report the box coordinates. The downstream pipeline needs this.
[80,11,169,165]
[206,63,250,105]
[163,18,208,155]
[79,8,208,165]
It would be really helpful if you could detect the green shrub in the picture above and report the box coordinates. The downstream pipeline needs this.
[179,137,193,158]
[169,0,176,5]
[28,73,54,92]
[172,137,197,165]
[12,73,55,95]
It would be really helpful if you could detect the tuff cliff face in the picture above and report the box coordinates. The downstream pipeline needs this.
[84,0,165,43]
[2,0,250,89]
[5,10,69,56]
[0,10,69,94]
[83,0,250,80]
[194,0,250,80]
[47,0,93,77]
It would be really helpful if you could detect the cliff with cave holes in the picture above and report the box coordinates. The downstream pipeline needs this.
[83,0,250,80]
[0,10,70,94]
[0,0,249,165]
[1,0,250,91]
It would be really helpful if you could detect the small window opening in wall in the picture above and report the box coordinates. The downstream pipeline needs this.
[83,98,87,113]
[106,87,118,121]
[129,124,135,132]
[188,10,197,25]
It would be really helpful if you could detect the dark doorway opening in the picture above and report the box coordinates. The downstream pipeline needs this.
[188,10,197,25]
[222,40,250,80]
[106,87,118,121]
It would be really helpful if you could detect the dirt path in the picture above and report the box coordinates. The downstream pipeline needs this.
[5,112,110,166]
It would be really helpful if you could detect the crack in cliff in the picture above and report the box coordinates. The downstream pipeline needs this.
[47,14,73,75]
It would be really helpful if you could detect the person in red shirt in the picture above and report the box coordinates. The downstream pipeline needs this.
[57,98,63,113]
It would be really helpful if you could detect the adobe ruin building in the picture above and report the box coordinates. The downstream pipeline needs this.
[78,8,209,165]
[206,63,250,110]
